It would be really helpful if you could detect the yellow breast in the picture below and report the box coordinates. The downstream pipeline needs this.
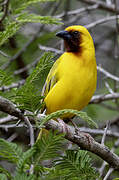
[44,51,97,116]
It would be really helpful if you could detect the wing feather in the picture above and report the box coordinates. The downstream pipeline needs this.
[42,57,61,97]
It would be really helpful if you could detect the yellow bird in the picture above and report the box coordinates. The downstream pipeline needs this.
[42,25,97,119]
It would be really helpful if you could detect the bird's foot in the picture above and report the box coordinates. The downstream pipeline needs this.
[69,120,93,145]
[69,119,80,135]
[57,118,69,134]
[82,132,94,145]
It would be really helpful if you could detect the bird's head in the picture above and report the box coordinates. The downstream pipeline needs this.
[56,25,94,53]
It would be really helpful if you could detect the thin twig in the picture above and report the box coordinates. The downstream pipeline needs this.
[80,127,119,138]
[86,15,119,29]
[24,116,34,146]
[0,0,10,23]
[113,0,119,106]
[0,50,11,58]
[103,168,114,180]
[90,92,119,104]
[0,79,25,91]
[38,44,63,54]
[101,121,110,145]
[0,96,34,146]
[79,0,118,13]
[98,136,119,178]
[0,123,25,130]
[1,0,61,70]
[7,133,18,142]
[97,65,119,82]
[14,54,44,76]
[1,25,44,70]
[55,4,99,18]
[105,81,114,94]
[0,115,17,124]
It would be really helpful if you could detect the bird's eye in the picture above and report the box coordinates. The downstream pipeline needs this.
[73,31,78,35]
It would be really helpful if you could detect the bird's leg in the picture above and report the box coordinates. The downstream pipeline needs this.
[57,118,69,134]
[69,119,80,135]
[69,119,93,144]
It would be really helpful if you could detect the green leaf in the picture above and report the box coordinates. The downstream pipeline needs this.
[0,165,12,179]
[0,69,12,87]
[16,13,62,25]
[26,52,54,84]
[0,174,7,180]
[0,138,22,163]
[16,147,35,174]
[55,149,97,180]
[14,52,54,113]
[39,109,98,128]
[12,0,57,14]
[0,22,20,46]
[34,130,64,162]
[15,83,43,112]
[13,173,35,180]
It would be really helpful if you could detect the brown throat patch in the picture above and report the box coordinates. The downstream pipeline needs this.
[64,31,80,52]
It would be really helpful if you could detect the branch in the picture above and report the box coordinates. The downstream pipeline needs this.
[44,119,119,169]
[1,25,43,70]
[0,96,119,169]
[0,79,25,91]
[90,92,119,104]
[103,168,114,180]
[14,54,43,76]
[0,115,17,124]
[0,0,10,23]
[86,15,119,29]
[38,44,63,54]
[0,96,34,146]
[79,0,119,13]
[0,50,11,58]
[55,4,99,18]
[80,127,119,138]
[97,65,119,82]
[1,0,61,70]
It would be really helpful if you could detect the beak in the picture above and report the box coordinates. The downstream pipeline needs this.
[56,30,71,40]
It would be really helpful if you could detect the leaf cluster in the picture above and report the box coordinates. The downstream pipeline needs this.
[0,69,12,87]
[14,52,54,113]
[39,109,98,128]
[0,0,61,46]
[0,131,98,180]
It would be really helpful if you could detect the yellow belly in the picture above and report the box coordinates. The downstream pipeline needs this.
[44,52,97,117]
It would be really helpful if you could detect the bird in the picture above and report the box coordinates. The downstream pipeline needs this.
[42,25,97,124]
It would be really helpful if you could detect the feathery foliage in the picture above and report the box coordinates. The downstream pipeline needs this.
[0,69,12,86]
[55,149,97,180]
[0,131,98,179]
[0,174,7,180]
[16,13,62,25]
[34,130,64,161]
[13,173,35,180]
[0,138,22,163]
[39,109,98,128]
[14,52,54,113]
[0,165,12,179]
[16,147,35,174]
[0,0,61,46]
[11,0,57,14]
[0,22,20,46]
